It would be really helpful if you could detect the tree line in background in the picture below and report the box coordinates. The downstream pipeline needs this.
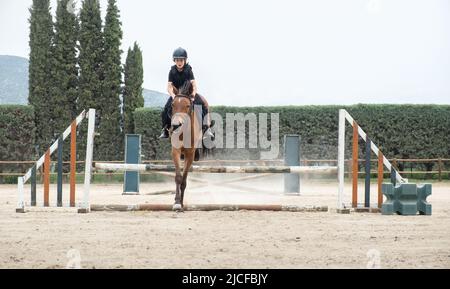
[28,0,143,161]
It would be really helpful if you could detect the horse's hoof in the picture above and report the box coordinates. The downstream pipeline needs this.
[172,204,183,212]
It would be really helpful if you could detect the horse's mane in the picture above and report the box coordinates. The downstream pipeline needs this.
[178,81,192,96]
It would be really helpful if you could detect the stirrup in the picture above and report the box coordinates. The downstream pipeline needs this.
[203,127,215,140]
[159,128,169,139]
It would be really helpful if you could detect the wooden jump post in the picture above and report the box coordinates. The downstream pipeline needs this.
[337,109,406,211]
[16,109,96,213]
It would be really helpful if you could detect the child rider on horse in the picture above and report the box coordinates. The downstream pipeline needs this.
[159,47,214,140]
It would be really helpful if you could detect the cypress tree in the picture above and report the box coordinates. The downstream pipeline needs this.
[28,0,54,154]
[100,0,123,160]
[52,0,79,134]
[123,42,144,135]
[78,0,104,158]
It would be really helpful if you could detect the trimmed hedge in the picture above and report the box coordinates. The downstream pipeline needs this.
[134,104,450,167]
[0,105,36,183]
[1,104,449,178]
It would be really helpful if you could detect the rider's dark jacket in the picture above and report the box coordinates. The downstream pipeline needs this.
[168,64,195,89]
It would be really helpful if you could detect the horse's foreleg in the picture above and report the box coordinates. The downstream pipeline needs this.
[180,176,187,206]
[180,153,194,206]
[172,149,183,211]
[175,172,182,205]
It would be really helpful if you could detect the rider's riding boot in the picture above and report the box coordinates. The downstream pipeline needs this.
[202,126,215,143]
[159,126,169,139]
[202,120,215,140]
[203,127,214,140]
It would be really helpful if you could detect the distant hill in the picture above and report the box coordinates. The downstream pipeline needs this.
[143,89,168,108]
[0,55,28,105]
[0,55,167,108]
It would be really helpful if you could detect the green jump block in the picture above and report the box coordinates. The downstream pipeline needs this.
[381,183,432,216]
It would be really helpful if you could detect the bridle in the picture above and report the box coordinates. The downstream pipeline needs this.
[173,94,194,115]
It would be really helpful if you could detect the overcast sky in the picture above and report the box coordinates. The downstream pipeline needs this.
[0,0,449,106]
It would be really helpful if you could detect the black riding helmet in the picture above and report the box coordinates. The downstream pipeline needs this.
[173,47,188,60]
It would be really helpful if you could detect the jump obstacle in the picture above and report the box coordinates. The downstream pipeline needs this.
[16,109,96,213]
[98,109,406,212]
[16,108,406,213]
[120,134,307,195]
[92,134,336,212]
[337,109,406,212]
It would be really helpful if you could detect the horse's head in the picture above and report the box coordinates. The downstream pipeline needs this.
[171,81,194,131]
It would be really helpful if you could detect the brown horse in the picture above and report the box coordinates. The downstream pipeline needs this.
[170,82,204,211]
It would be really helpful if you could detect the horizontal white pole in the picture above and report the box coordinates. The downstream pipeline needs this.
[94,162,338,174]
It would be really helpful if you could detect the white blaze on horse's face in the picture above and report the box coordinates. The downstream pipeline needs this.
[171,113,188,127]
[171,97,192,129]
